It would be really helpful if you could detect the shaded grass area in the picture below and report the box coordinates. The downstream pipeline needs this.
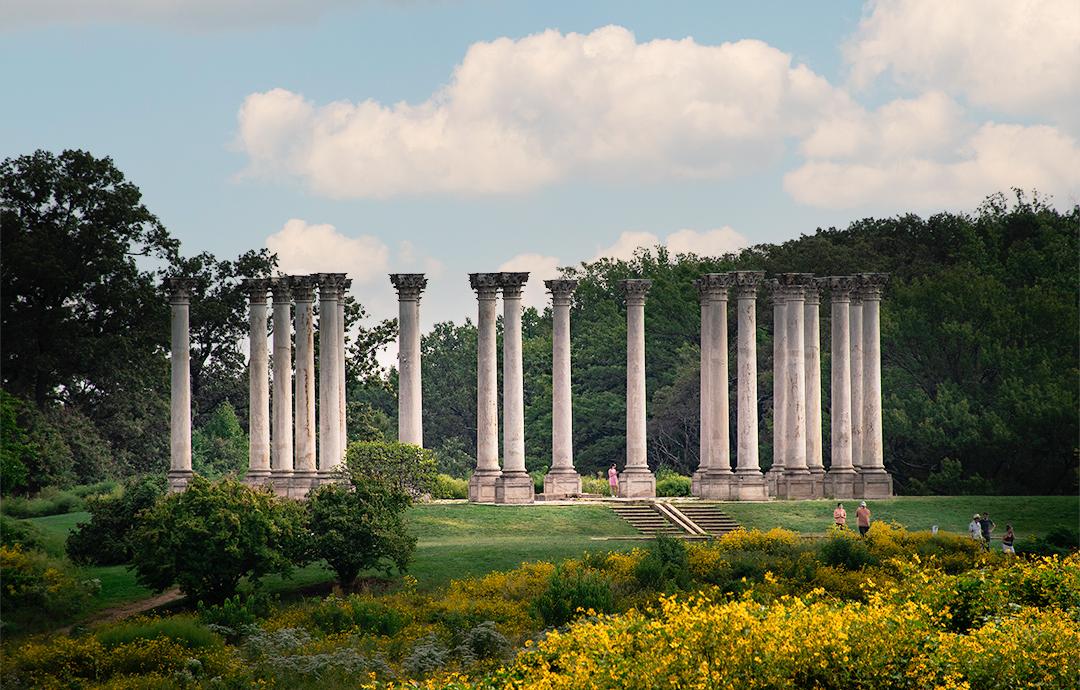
[718,495,1079,539]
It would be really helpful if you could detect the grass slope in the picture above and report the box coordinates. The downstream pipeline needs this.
[718,496,1079,539]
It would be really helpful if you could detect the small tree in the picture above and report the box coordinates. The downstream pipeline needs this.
[192,401,248,479]
[130,476,305,602]
[308,450,417,586]
[344,440,437,498]
[66,474,165,565]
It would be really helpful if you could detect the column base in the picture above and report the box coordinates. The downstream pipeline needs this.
[692,470,734,499]
[495,472,535,504]
[733,470,770,501]
[468,470,501,503]
[856,469,893,499]
[270,470,293,497]
[167,469,194,493]
[245,470,272,492]
[777,470,821,500]
[543,469,582,498]
[766,466,785,498]
[289,470,319,499]
[618,467,656,498]
[824,469,857,499]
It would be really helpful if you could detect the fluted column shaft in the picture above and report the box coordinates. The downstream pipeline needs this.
[849,297,864,469]
[804,282,824,474]
[501,284,526,474]
[696,280,712,472]
[784,282,808,472]
[732,271,768,500]
[709,280,731,472]
[391,274,427,446]
[828,279,854,471]
[168,278,195,491]
[244,279,271,483]
[548,281,576,472]
[339,279,350,451]
[624,284,648,471]
[292,276,317,482]
[861,276,886,470]
[317,274,344,474]
[771,282,787,472]
[473,278,500,474]
[271,278,293,484]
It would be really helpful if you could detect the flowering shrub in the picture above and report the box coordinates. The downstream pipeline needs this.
[0,543,99,634]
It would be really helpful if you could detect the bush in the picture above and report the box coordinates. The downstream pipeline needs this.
[130,476,306,602]
[66,474,165,565]
[656,474,691,496]
[581,475,613,496]
[192,402,248,480]
[0,544,99,634]
[0,514,53,554]
[1,490,83,518]
[430,473,469,499]
[634,534,691,592]
[310,594,407,635]
[533,566,615,628]
[818,533,877,570]
[197,593,273,633]
[306,465,416,586]
[96,615,223,650]
[343,440,437,497]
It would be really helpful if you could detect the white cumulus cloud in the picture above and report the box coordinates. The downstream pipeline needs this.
[236,25,851,198]
[265,218,390,282]
[497,253,562,311]
[844,0,1080,125]
[593,227,749,262]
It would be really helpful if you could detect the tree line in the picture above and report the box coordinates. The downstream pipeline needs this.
[2,149,1076,496]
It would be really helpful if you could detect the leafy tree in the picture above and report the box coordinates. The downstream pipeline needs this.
[66,474,166,565]
[306,473,416,586]
[130,476,305,602]
[192,401,248,479]
[431,436,475,479]
[344,441,437,498]
[0,390,32,493]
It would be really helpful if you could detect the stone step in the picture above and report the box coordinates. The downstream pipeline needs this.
[673,504,741,536]
[610,504,689,536]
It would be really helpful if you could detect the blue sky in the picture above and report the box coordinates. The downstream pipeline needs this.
[4,0,1078,337]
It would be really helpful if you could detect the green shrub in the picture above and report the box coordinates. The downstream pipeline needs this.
[430,473,468,499]
[96,615,222,650]
[0,514,52,554]
[130,476,306,602]
[197,593,273,632]
[656,475,691,497]
[0,544,99,634]
[68,479,119,498]
[343,440,437,498]
[533,567,615,628]
[819,534,877,570]
[581,475,612,496]
[310,594,407,636]
[67,474,165,565]
[1,490,83,518]
[531,471,546,494]
[634,534,691,592]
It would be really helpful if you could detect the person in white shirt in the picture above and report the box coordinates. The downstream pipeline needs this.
[968,514,981,540]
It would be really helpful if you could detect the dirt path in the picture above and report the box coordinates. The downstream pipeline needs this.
[58,589,184,634]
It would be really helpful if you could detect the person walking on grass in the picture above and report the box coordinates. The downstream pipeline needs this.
[608,464,620,497]
[979,512,996,550]
[968,514,982,540]
[833,503,847,529]
[1002,524,1015,555]
[855,501,871,536]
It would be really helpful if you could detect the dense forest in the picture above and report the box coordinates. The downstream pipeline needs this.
[2,150,1077,496]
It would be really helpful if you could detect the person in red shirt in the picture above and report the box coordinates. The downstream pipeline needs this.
[855,501,871,536]
[833,503,847,529]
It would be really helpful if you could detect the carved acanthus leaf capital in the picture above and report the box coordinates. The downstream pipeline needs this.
[544,279,577,305]
[619,279,652,305]
[390,273,427,301]
[827,276,859,301]
[241,277,272,302]
[469,272,500,298]
[269,276,292,302]
[288,275,318,302]
[857,273,889,300]
[732,270,765,298]
[316,273,348,300]
[498,272,529,299]
[166,277,198,303]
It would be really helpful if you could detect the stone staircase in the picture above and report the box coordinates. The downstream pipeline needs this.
[675,503,742,536]
[610,501,741,538]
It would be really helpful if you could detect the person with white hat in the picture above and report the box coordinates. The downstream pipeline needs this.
[968,514,982,540]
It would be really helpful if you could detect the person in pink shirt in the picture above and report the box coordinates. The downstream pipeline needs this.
[855,501,872,536]
[607,464,620,497]
[833,503,847,529]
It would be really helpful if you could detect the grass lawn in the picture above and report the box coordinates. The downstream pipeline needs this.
[717,495,1079,539]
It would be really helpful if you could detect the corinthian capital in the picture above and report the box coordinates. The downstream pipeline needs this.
[619,279,652,305]
[390,273,427,301]
[544,279,577,306]
[242,277,272,303]
[469,272,500,299]
[498,272,529,299]
[857,273,889,300]
[288,275,318,302]
[827,276,858,301]
[732,270,765,298]
[166,277,197,303]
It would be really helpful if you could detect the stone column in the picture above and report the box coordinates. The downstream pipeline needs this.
[543,279,582,498]
[468,273,501,502]
[243,279,272,487]
[779,273,816,499]
[270,277,293,494]
[339,278,351,455]
[696,273,733,499]
[859,273,893,498]
[391,274,428,447]
[849,293,864,474]
[317,274,344,477]
[618,279,656,497]
[692,278,712,496]
[732,271,768,500]
[804,278,826,497]
[825,276,857,498]
[290,275,318,496]
[496,272,533,504]
[167,278,196,492]
[767,279,787,495]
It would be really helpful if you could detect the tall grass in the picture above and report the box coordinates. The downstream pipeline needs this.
[1,481,118,518]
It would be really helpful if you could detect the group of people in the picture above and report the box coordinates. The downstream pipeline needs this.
[969,513,1015,553]
[831,501,873,535]
[831,503,1016,553]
